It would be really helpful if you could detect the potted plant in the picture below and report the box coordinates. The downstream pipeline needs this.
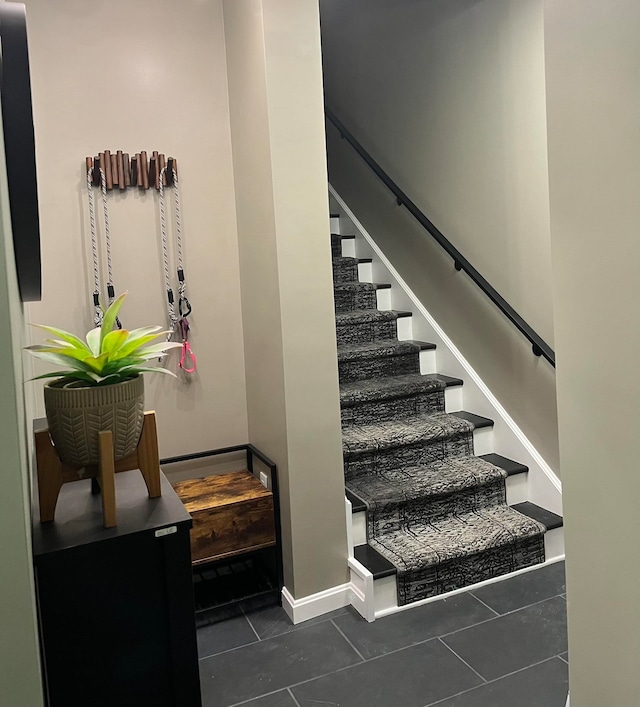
[26,292,181,467]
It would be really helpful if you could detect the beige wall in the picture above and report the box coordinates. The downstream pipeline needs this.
[0,117,43,703]
[24,0,248,459]
[321,0,560,471]
[545,1,640,704]
[224,0,348,597]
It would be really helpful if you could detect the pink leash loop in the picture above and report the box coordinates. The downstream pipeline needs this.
[180,341,197,373]
[178,318,196,373]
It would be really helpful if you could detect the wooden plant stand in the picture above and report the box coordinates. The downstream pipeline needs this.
[35,411,161,528]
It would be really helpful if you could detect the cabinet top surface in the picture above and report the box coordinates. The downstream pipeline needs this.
[32,470,191,558]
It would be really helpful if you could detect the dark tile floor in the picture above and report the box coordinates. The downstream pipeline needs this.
[197,560,568,707]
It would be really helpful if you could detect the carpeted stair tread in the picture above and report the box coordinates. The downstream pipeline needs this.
[335,309,401,327]
[479,453,528,477]
[335,280,391,290]
[450,410,494,429]
[337,339,423,363]
[335,309,408,347]
[334,281,378,294]
[334,281,379,312]
[354,544,396,579]
[511,502,563,530]
[425,373,464,388]
[340,373,446,407]
[346,455,507,506]
[342,411,474,455]
[332,257,359,283]
[369,505,546,571]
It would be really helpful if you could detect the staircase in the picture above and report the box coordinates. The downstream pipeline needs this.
[330,209,563,617]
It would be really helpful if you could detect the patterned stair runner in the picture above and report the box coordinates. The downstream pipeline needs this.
[333,250,546,605]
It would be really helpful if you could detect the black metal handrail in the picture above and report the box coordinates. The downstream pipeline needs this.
[325,108,555,367]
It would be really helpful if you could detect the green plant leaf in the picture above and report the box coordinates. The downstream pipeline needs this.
[86,327,101,356]
[101,329,129,357]
[29,370,81,381]
[109,327,169,360]
[28,351,97,372]
[27,345,98,364]
[32,325,92,354]
[137,342,183,356]
[108,334,162,361]
[99,292,127,350]
[83,352,110,374]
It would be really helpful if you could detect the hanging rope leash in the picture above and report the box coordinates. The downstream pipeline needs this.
[86,161,102,327]
[172,166,196,373]
[158,165,178,343]
[157,163,196,372]
[99,165,122,329]
[173,167,192,320]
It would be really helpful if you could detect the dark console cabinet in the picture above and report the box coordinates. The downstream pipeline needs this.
[32,471,201,707]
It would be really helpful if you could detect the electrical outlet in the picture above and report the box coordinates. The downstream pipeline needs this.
[259,471,268,488]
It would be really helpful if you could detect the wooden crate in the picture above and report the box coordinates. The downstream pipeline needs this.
[172,470,276,566]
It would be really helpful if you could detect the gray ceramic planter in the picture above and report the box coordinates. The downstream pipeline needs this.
[44,375,145,466]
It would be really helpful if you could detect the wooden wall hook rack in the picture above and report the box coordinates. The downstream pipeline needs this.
[35,411,162,528]
[86,151,178,191]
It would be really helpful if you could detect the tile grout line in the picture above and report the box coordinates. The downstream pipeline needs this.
[423,655,567,707]
[438,593,566,641]
[330,619,367,663]
[198,613,344,663]
[287,687,302,707]
[468,592,500,616]
[437,637,488,684]
[496,590,567,618]
[241,608,262,643]
[226,637,448,706]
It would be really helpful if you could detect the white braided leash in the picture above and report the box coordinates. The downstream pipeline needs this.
[86,165,102,327]
[172,168,187,303]
[159,166,177,340]
[99,166,122,328]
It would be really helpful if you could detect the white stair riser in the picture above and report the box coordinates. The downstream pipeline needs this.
[357,261,373,282]
[330,215,341,233]
[544,527,564,561]
[374,575,398,616]
[352,511,367,546]
[341,237,356,258]
[352,471,528,547]
[473,426,493,455]
[419,348,437,374]
[395,315,413,340]
[375,287,391,310]
[505,470,528,505]
[444,385,463,412]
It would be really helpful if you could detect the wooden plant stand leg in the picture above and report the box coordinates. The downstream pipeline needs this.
[35,428,65,523]
[136,412,161,499]
[98,430,117,529]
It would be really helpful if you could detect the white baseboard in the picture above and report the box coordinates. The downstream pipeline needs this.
[281,584,352,625]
